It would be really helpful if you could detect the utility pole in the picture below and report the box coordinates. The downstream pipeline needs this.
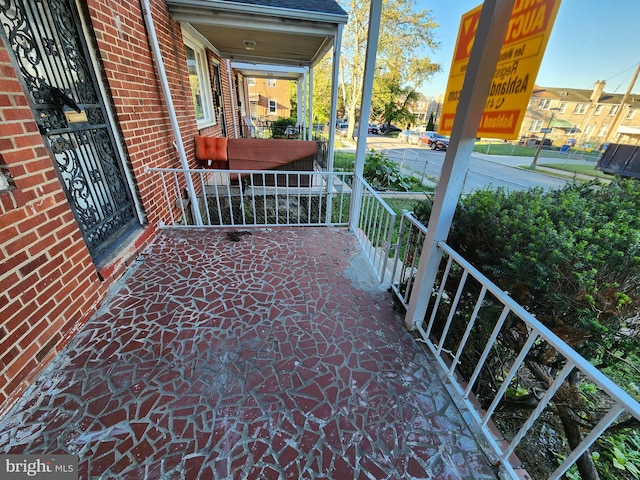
[602,62,640,145]
[530,107,560,168]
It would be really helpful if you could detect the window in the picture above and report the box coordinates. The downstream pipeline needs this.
[183,32,214,127]
[573,103,587,114]
[529,119,543,131]
[609,105,620,116]
[247,77,256,86]
[268,99,277,114]
[267,78,277,87]
[594,105,603,115]
[584,126,594,137]
[538,99,551,109]
[627,108,636,120]
[598,126,608,137]
[558,102,567,113]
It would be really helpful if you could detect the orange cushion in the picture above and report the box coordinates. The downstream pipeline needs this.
[194,135,227,162]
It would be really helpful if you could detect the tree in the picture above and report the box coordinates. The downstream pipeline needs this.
[373,57,439,133]
[413,179,640,480]
[337,0,440,138]
[426,112,435,131]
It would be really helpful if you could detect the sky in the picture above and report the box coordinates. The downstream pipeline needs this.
[420,0,640,98]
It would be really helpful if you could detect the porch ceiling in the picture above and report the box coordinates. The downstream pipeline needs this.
[166,0,347,67]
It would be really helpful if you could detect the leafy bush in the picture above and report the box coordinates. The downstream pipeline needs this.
[413,178,640,479]
[270,117,295,137]
[415,179,640,362]
[363,150,422,191]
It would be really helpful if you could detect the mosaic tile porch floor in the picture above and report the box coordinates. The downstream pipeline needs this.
[0,228,497,479]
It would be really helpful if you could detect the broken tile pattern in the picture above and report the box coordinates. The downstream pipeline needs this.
[0,228,496,479]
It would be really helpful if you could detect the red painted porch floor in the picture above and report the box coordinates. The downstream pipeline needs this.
[0,228,497,479]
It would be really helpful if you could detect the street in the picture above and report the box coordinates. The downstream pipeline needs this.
[363,137,576,193]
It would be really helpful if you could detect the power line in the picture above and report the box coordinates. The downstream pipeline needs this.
[605,60,640,92]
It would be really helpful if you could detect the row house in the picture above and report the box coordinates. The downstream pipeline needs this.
[518,81,640,147]
[247,77,292,123]
[0,0,346,409]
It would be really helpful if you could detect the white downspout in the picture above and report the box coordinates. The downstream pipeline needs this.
[141,0,202,225]
[227,59,238,138]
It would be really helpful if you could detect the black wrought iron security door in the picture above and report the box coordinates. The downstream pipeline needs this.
[0,0,138,260]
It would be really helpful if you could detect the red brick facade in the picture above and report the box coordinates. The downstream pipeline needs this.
[0,0,244,411]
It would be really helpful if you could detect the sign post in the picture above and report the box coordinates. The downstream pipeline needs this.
[440,0,562,140]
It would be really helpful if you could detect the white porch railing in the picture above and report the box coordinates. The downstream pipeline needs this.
[390,211,640,479]
[353,180,396,284]
[146,167,395,284]
[147,167,353,227]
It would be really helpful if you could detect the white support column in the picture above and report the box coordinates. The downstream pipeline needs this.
[405,0,516,330]
[308,67,314,140]
[302,69,308,138]
[326,24,343,173]
[297,79,303,131]
[348,0,382,231]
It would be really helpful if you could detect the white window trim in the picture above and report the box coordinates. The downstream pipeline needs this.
[627,108,636,120]
[538,99,551,109]
[183,29,215,128]
[594,105,603,116]
[574,103,587,114]
[609,105,619,116]
[268,99,277,114]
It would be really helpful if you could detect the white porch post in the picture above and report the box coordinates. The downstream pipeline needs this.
[326,24,343,172]
[348,0,382,231]
[405,0,516,330]
[302,69,308,138]
[297,79,303,132]
[308,67,314,140]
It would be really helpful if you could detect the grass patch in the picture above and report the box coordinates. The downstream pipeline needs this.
[473,143,538,156]
[473,142,601,161]
[381,197,425,216]
[542,163,609,179]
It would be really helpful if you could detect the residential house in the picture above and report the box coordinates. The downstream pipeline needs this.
[247,77,292,123]
[517,81,640,147]
[410,93,441,127]
[0,0,346,409]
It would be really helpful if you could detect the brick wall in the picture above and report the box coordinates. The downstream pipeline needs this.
[0,0,245,410]
[0,0,212,411]
[0,41,112,409]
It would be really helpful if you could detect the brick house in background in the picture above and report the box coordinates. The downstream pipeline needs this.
[0,0,346,411]
[247,77,292,122]
[517,82,640,147]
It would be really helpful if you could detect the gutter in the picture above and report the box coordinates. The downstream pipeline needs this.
[166,0,348,25]
[141,0,203,225]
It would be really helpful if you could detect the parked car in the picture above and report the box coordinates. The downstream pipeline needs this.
[419,131,449,150]
[379,123,401,134]
[520,136,552,147]
[398,129,415,142]
[407,131,421,145]
[368,123,379,134]
[336,122,349,137]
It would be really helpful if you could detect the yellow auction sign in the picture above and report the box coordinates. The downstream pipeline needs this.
[439,0,561,139]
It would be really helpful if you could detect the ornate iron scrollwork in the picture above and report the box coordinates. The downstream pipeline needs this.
[0,0,137,257]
